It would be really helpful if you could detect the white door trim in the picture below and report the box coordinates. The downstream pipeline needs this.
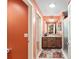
[22,0,33,59]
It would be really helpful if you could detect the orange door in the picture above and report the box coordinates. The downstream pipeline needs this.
[7,0,28,59]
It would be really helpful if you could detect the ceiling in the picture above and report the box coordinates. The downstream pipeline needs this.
[35,0,70,16]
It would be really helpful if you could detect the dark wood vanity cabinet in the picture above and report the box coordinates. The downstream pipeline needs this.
[42,37,62,49]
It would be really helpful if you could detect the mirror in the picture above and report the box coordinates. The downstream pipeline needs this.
[47,22,55,34]
[56,21,62,34]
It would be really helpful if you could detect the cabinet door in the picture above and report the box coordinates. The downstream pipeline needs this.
[47,37,56,48]
[42,38,48,48]
[56,37,62,48]
[48,39,53,48]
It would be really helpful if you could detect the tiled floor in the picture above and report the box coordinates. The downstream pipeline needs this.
[39,49,64,59]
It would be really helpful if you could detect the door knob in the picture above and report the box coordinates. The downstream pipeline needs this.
[7,48,12,53]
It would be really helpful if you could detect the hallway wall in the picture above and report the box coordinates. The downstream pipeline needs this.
[63,17,69,57]
[7,0,28,59]
[32,0,43,59]
[42,20,47,35]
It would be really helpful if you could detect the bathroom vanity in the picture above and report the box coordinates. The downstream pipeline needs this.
[42,34,62,49]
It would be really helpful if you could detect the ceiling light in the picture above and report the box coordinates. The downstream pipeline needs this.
[49,3,55,8]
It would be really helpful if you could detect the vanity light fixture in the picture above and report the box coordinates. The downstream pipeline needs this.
[48,19,56,22]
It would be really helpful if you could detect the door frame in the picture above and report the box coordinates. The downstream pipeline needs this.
[23,0,33,59]
[35,10,43,59]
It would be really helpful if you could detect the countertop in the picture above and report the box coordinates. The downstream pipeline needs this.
[43,34,62,37]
